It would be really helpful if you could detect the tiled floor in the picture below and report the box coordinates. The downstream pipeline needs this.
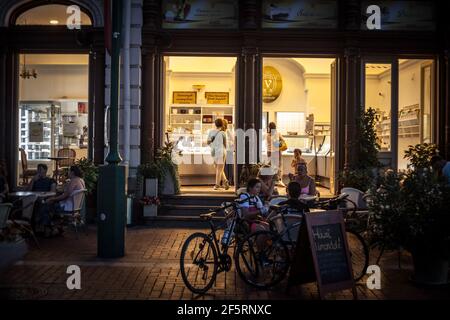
[0,225,449,300]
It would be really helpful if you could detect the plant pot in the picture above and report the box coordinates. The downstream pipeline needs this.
[0,239,28,272]
[411,249,449,286]
[145,178,158,197]
[161,172,175,195]
[143,204,157,217]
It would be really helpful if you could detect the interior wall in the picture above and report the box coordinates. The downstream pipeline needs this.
[19,64,88,100]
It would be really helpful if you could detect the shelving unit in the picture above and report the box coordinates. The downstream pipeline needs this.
[167,104,234,150]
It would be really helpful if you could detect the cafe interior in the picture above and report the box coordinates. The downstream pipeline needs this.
[17,54,89,186]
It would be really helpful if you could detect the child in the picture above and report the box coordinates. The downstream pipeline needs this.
[291,148,306,174]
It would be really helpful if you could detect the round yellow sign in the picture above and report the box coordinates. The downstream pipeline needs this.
[263,66,282,103]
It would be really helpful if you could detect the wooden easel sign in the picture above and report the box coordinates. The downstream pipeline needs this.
[287,210,357,300]
[305,211,357,300]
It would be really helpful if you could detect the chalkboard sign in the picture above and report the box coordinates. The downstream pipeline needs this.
[287,211,357,299]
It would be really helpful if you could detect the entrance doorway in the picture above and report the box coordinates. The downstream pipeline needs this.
[163,56,237,193]
[261,57,337,197]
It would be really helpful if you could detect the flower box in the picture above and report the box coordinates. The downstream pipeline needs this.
[143,204,157,217]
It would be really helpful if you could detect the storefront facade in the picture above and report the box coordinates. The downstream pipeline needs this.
[0,0,449,195]
[141,0,450,194]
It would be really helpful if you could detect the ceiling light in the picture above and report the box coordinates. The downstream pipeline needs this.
[49,20,59,25]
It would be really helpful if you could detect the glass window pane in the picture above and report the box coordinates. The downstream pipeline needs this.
[15,4,92,26]
[365,63,392,152]
[398,59,434,170]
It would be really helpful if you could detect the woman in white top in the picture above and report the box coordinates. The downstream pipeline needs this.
[266,122,285,187]
[207,118,229,190]
[223,119,234,187]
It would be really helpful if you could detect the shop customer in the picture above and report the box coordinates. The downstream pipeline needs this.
[223,119,234,186]
[289,163,316,196]
[266,122,286,187]
[207,118,229,190]
[28,164,57,192]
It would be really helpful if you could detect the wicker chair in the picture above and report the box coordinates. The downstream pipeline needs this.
[57,189,88,239]
[53,148,76,183]
[19,148,37,185]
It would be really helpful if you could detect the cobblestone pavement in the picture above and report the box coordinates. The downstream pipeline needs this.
[0,225,449,300]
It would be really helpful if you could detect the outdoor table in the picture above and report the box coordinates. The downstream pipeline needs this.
[48,157,74,182]
[8,191,56,199]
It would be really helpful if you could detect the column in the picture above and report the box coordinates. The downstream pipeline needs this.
[92,50,106,165]
[141,47,156,163]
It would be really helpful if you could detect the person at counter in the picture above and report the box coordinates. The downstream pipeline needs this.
[0,164,9,203]
[291,148,306,174]
[28,164,57,192]
[207,118,229,190]
[289,163,316,196]
[266,122,286,187]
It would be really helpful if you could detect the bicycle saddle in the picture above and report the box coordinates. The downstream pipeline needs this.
[200,212,215,220]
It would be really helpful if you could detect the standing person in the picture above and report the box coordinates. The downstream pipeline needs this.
[207,118,229,190]
[28,164,57,192]
[223,119,234,186]
[0,164,9,203]
[266,122,286,187]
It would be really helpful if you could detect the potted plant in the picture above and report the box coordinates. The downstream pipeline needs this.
[139,196,161,217]
[0,222,28,272]
[156,141,181,195]
[340,108,381,192]
[137,142,181,197]
[368,144,450,285]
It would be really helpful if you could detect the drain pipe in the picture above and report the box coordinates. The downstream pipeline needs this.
[122,0,131,166]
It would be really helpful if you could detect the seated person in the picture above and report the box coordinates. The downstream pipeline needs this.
[291,149,306,174]
[238,178,269,234]
[288,163,316,196]
[0,164,9,203]
[279,181,310,215]
[257,166,278,201]
[431,155,450,184]
[28,164,57,192]
[43,166,86,236]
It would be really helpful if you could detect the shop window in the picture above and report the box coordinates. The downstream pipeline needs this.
[163,56,237,188]
[397,59,435,170]
[15,4,92,26]
[17,54,89,186]
[364,63,392,152]
[262,58,336,196]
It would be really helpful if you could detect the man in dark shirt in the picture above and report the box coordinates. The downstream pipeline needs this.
[28,164,57,192]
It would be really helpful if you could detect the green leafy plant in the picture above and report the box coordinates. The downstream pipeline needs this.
[368,166,450,257]
[137,141,181,195]
[73,158,98,194]
[404,143,439,170]
[339,108,381,191]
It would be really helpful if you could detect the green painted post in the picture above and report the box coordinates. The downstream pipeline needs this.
[98,0,126,258]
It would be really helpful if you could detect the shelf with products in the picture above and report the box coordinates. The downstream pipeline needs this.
[167,104,235,152]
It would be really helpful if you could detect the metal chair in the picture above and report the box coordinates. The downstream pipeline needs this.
[0,203,12,231]
[19,148,37,185]
[59,189,88,238]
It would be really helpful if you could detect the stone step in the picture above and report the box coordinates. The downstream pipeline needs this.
[160,204,222,216]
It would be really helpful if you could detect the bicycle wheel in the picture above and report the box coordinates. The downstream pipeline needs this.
[235,230,290,289]
[180,232,218,294]
[346,230,369,282]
